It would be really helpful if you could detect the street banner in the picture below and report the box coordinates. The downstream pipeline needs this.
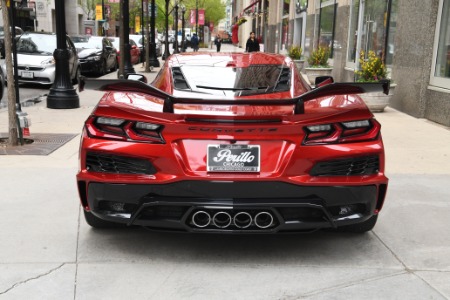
[96,4,103,21]
[135,16,141,34]
[198,9,205,25]
[190,9,205,26]
[190,9,195,25]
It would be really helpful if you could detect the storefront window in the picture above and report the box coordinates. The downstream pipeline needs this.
[385,0,398,66]
[281,17,289,51]
[318,1,336,57]
[347,1,360,65]
[434,0,450,80]
[283,0,290,16]
[346,0,396,70]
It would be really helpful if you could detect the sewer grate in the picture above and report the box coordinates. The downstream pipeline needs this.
[0,133,79,155]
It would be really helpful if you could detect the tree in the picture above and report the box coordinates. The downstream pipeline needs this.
[0,0,19,146]
[80,0,96,20]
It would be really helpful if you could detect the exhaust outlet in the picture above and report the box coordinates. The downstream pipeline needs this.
[254,212,274,229]
[192,211,211,228]
[233,212,253,229]
[212,212,232,228]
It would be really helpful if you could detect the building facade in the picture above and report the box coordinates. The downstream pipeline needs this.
[232,0,450,127]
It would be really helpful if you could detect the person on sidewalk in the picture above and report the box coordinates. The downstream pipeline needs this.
[191,33,199,52]
[245,32,260,53]
[214,35,222,52]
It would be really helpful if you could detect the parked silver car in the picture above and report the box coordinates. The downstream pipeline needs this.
[1,32,80,85]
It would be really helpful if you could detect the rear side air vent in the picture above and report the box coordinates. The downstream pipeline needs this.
[274,67,291,91]
[86,152,156,175]
[172,67,190,90]
[310,156,380,176]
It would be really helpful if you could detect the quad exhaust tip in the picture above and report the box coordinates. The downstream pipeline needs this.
[192,211,211,228]
[212,212,232,228]
[233,212,253,229]
[191,210,275,229]
[254,212,274,229]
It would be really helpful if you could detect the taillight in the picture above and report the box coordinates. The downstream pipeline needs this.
[340,119,380,143]
[303,119,380,145]
[304,124,341,145]
[85,116,164,143]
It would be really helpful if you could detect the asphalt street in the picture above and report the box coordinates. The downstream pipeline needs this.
[0,44,450,299]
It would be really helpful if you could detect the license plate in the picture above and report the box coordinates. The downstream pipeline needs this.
[207,144,260,172]
[21,71,34,79]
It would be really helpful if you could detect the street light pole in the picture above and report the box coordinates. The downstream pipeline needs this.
[47,0,79,109]
[102,0,105,36]
[149,0,160,67]
[173,3,179,54]
[162,0,171,60]
[196,0,199,35]
[122,0,135,76]
[181,5,186,52]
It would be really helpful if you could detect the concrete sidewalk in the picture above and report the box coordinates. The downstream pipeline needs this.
[0,51,450,299]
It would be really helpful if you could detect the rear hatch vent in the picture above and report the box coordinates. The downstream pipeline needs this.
[172,67,190,90]
[274,67,291,91]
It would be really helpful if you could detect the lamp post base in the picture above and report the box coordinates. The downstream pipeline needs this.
[47,88,80,109]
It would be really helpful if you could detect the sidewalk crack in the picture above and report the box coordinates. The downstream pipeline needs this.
[280,271,407,299]
[0,263,66,295]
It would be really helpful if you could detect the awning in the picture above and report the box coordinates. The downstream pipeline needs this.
[242,0,261,14]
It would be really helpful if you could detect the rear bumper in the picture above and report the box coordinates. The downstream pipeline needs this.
[78,180,387,233]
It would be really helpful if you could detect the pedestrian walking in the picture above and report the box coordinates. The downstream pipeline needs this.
[191,33,199,52]
[214,35,222,52]
[245,32,260,53]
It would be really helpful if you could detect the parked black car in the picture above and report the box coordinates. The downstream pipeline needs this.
[0,26,24,58]
[74,36,117,75]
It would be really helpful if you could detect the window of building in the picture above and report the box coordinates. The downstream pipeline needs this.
[346,0,397,75]
[318,0,336,58]
[431,0,450,88]
[347,0,360,68]
[280,0,290,52]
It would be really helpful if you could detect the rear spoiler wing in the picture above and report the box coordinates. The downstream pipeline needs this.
[79,76,390,114]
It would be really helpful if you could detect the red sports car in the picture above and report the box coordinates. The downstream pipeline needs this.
[77,52,389,233]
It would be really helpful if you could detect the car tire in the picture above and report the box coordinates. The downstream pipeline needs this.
[72,67,81,84]
[83,210,127,228]
[99,59,107,76]
[111,60,118,71]
[338,215,378,233]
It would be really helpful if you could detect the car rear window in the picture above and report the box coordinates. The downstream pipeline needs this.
[179,64,290,96]
[17,34,56,55]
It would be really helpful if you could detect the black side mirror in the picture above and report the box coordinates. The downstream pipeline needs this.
[315,76,334,87]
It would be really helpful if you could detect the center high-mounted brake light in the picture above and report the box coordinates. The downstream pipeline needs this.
[303,119,381,145]
[85,116,164,143]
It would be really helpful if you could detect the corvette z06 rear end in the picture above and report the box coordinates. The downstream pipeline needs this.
[76,52,389,233]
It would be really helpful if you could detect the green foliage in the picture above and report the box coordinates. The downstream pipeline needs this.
[307,46,330,67]
[355,50,387,82]
[80,0,226,35]
[287,45,302,60]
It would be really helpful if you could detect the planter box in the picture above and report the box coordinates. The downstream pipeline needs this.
[304,67,333,85]
[360,84,395,112]
[293,59,305,74]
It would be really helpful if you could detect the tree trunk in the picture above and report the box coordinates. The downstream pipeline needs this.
[1,0,19,146]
